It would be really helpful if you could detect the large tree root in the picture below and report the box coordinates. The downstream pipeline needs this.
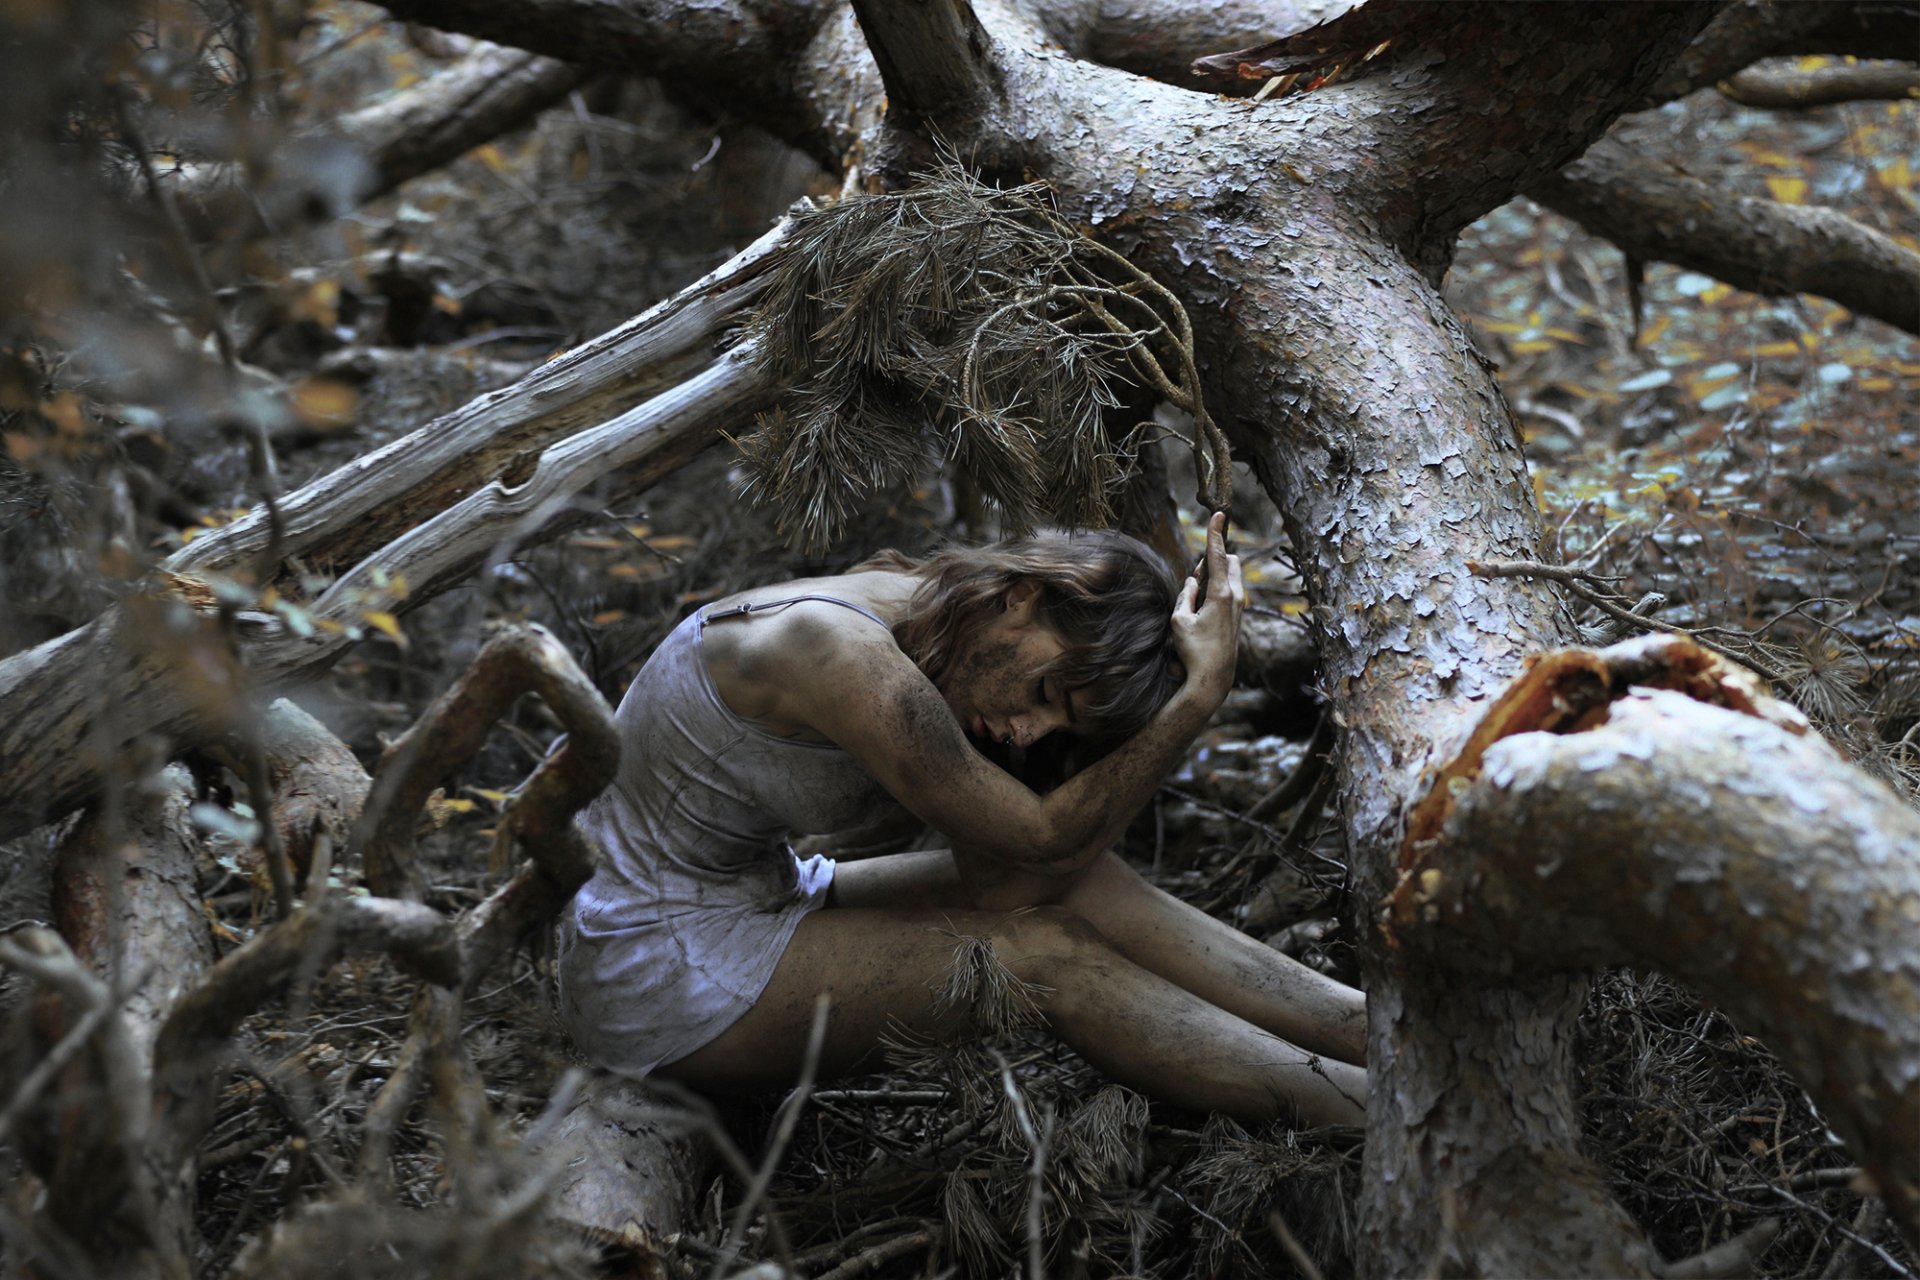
[1388,633,1920,1249]
[1527,135,1920,336]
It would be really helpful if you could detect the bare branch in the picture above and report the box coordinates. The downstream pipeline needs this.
[150,895,458,1157]
[849,0,1002,125]
[0,218,791,843]
[1641,0,1920,106]
[1527,135,1920,336]
[1719,59,1920,108]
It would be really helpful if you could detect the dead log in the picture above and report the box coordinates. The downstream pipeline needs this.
[528,1073,710,1273]
[1528,135,1920,336]
[0,219,789,844]
[48,764,216,1064]
[160,42,592,240]
[0,926,192,1280]
[1387,634,1920,1247]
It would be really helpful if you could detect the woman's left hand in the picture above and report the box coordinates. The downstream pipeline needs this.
[1170,511,1244,706]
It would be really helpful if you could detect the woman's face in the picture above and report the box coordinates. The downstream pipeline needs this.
[939,582,1085,749]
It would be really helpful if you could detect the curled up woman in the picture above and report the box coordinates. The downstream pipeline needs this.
[558,513,1368,1126]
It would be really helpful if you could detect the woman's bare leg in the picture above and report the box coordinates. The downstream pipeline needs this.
[830,848,1368,1065]
[659,903,1366,1128]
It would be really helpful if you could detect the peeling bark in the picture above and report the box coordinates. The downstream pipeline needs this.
[1530,136,1920,336]
[1389,635,1920,1247]
[50,764,216,1063]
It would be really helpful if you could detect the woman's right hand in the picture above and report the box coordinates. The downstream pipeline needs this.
[1170,511,1244,707]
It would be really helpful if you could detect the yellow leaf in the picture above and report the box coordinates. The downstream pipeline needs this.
[1878,157,1911,191]
[592,609,628,625]
[288,279,339,326]
[432,293,462,316]
[1742,148,1798,168]
[1699,283,1733,304]
[1765,176,1807,204]
[473,143,508,174]
[1510,339,1555,355]
[1859,376,1894,391]
[470,788,513,804]
[364,610,408,648]
[1639,315,1673,346]
[1753,341,1803,357]
[291,378,358,431]
[438,797,478,814]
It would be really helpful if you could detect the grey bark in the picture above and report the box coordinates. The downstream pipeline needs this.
[0,221,788,844]
[1530,136,1920,336]
[1390,635,1920,1243]
[161,41,592,239]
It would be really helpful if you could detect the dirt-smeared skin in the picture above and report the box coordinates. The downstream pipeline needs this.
[700,515,1245,874]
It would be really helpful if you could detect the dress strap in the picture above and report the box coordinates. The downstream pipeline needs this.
[702,593,891,631]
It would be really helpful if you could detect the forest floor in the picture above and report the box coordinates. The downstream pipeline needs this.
[2,5,1917,1277]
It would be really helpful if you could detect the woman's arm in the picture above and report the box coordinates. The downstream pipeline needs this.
[795,516,1243,872]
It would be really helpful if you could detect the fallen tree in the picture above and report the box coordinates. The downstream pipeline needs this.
[1,0,1917,1274]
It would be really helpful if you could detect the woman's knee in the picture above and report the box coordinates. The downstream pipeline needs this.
[987,905,1112,987]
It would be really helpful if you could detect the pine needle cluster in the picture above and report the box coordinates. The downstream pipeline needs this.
[736,162,1223,550]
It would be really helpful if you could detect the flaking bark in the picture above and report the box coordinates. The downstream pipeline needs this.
[1389,635,1920,1245]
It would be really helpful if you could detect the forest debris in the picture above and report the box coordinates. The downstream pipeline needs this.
[737,161,1226,548]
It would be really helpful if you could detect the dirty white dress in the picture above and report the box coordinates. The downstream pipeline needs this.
[557,596,890,1075]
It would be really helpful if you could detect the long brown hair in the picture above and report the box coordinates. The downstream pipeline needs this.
[860,529,1182,748]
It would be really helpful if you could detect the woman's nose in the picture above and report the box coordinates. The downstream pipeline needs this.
[1011,707,1064,747]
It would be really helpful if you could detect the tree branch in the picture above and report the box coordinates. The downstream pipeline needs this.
[1389,634,1920,1248]
[849,0,1002,125]
[0,218,790,843]
[149,894,459,1158]
[1640,0,1920,106]
[1718,59,1920,108]
[158,42,592,239]
[1528,135,1920,336]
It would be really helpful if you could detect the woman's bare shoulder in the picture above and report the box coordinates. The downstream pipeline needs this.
[702,571,918,718]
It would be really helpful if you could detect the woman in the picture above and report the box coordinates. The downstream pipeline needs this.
[558,514,1367,1127]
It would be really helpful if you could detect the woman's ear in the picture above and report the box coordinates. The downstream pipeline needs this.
[1004,579,1041,619]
